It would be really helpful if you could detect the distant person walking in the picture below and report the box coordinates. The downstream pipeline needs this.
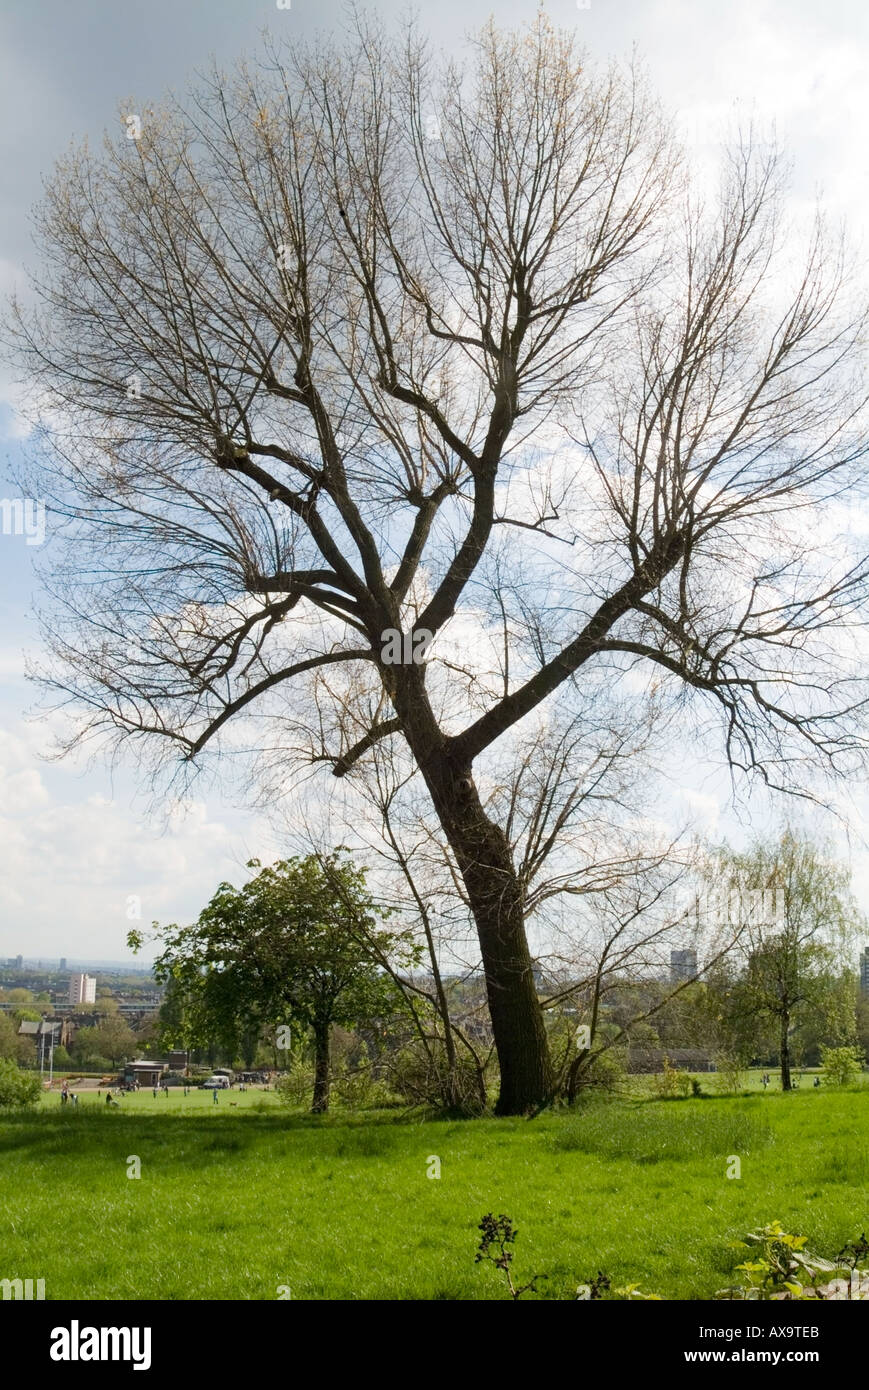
[153,1086,158,1098]
[61,1082,69,1105]
[212,1087,219,1105]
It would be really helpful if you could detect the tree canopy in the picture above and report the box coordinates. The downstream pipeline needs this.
[135,852,415,1111]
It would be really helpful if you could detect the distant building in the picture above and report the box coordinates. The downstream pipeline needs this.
[15,956,23,970]
[17,1019,68,1061]
[860,947,869,999]
[123,1059,167,1087]
[69,973,97,1007]
[670,948,698,983]
[59,958,67,972]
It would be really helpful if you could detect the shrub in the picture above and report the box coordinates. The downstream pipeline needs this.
[275,1057,315,1108]
[385,1040,489,1114]
[711,1053,749,1094]
[653,1057,693,1098]
[717,1221,869,1300]
[820,1045,863,1087]
[0,1059,43,1109]
[567,1045,629,1100]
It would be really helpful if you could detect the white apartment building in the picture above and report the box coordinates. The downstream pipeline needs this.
[68,973,96,1006]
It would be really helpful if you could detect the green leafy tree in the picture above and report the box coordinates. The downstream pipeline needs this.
[71,1027,104,1065]
[716,831,863,1090]
[73,1017,136,1067]
[133,853,417,1112]
[133,1010,163,1058]
[0,1058,42,1108]
[15,1036,37,1069]
[93,1015,137,1066]
[791,967,858,1066]
[820,1044,864,1086]
[0,1011,17,1060]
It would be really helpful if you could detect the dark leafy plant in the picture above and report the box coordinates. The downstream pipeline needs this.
[475,1213,547,1300]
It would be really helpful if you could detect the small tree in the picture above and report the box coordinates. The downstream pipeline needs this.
[133,853,416,1112]
[0,1059,42,1109]
[820,1044,863,1087]
[716,831,862,1090]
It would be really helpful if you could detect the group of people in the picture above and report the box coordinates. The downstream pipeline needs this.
[59,1073,277,1105]
[760,1071,822,1089]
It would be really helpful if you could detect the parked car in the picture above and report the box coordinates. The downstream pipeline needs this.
[200,1076,231,1089]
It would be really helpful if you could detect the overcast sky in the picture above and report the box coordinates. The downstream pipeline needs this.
[1,0,868,962]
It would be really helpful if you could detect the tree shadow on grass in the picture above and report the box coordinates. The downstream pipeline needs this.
[0,1103,438,1169]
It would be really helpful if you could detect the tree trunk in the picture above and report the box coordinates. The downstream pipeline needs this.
[779,1012,792,1091]
[566,1051,586,1105]
[389,666,554,1115]
[424,761,553,1114]
[311,1022,331,1113]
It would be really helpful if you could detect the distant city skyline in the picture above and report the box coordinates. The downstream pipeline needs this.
[2,956,154,972]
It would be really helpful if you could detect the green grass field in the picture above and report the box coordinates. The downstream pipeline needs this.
[1,1083,866,1300]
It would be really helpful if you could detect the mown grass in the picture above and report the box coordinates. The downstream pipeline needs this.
[0,1086,866,1300]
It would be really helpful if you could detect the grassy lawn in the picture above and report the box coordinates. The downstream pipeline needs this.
[1,1085,866,1300]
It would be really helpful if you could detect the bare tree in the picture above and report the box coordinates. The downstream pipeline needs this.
[302,669,683,1110]
[541,856,743,1103]
[5,12,869,1112]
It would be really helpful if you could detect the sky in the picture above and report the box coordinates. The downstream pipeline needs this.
[0,0,868,961]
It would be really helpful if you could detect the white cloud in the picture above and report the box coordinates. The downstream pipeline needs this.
[0,722,281,959]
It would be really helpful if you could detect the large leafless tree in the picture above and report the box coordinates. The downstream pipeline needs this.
[6,13,869,1112]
